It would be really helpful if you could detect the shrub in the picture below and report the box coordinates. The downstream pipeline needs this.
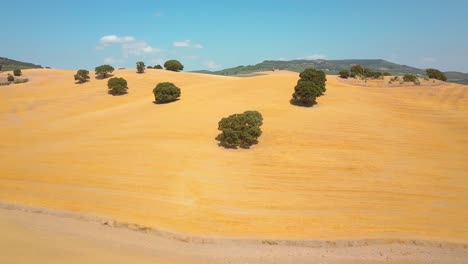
[216,110,263,148]
[403,74,420,85]
[0,81,10,86]
[14,78,29,84]
[350,65,365,77]
[74,69,90,83]
[164,60,184,72]
[153,82,181,103]
[426,68,447,81]
[388,76,399,84]
[339,70,349,79]
[291,68,326,106]
[7,74,14,82]
[13,69,22,76]
[147,66,153,69]
[154,65,163,69]
[95,64,114,79]
[136,61,145,73]
[107,77,128,95]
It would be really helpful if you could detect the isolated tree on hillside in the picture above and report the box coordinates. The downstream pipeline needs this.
[216,110,263,149]
[164,60,184,72]
[136,61,145,74]
[13,69,22,76]
[95,64,114,79]
[107,77,128,95]
[339,70,349,79]
[74,69,90,83]
[291,68,327,106]
[7,74,14,82]
[153,82,181,103]
[426,68,447,81]
[154,64,163,69]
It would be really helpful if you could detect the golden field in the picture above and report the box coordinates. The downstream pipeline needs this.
[0,68,467,242]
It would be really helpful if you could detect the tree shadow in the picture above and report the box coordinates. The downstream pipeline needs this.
[108,91,128,96]
[152,99,180,104]
[95,74,114,80]
[289,99,317,107]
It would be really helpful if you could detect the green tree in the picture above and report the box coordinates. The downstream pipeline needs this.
[216,111,263,149]
[147,66,153,69]
[164,60,184,72]
[403,74,420,85]
[426,68,447,81]
[95,64,114,79]
[339,70,349,79]
[350,65,364,78]
[153,82,181,103]
[291,68,326,106]
[7,74,14,82]
[107,77,128,95]
[154,65,163,69]
[13,69,22,76]
[74,69,90,83]
[136,61,145,73]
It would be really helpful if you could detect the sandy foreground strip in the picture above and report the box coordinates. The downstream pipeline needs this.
[1,202,467,264]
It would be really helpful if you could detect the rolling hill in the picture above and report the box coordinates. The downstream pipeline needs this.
[0,57,43,71]
[0,69,467,243]
[194,59,468,84]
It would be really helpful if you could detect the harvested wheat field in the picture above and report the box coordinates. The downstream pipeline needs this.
[0,68,467,246]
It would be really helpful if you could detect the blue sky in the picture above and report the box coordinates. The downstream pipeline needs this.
[2,0,468,72]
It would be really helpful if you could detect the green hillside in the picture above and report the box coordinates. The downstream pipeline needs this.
[194,59,468,84]
[0,57,42,71]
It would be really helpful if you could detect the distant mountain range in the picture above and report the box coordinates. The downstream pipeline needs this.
[194,59,468,85]
[0,57,43,71]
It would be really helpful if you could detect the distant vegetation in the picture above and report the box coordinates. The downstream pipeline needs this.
[339,70,349,79]
[426,69,447,82]
[13,69,22,76]
[107,77,128,95]
[164,60,184,72]
[153,82,181,103]
[291,68,327,106]
[403,74,420,85]
[7,74,14,82]
[216,111,263,149]
[74,69,90,83]
[193,59,468,84]
[136,61,145,74]
[95,64,114,79]
[154,65,163,69]
[0,57,42,71]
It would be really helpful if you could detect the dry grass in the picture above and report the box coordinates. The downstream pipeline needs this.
[0,69,467,242]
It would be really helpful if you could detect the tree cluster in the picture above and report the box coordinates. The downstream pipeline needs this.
[216,111,263,148]
[426,69,447,81]
[153,82,181,103]
[107,77,128,95]
[291,68,326,106]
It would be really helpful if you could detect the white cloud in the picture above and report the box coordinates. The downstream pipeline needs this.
[104,57,114,64]
[97,35,161,57]
[204,61,220,70]
[173,40,192,47]
[305,54,327,60]
[173,40,203,49]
